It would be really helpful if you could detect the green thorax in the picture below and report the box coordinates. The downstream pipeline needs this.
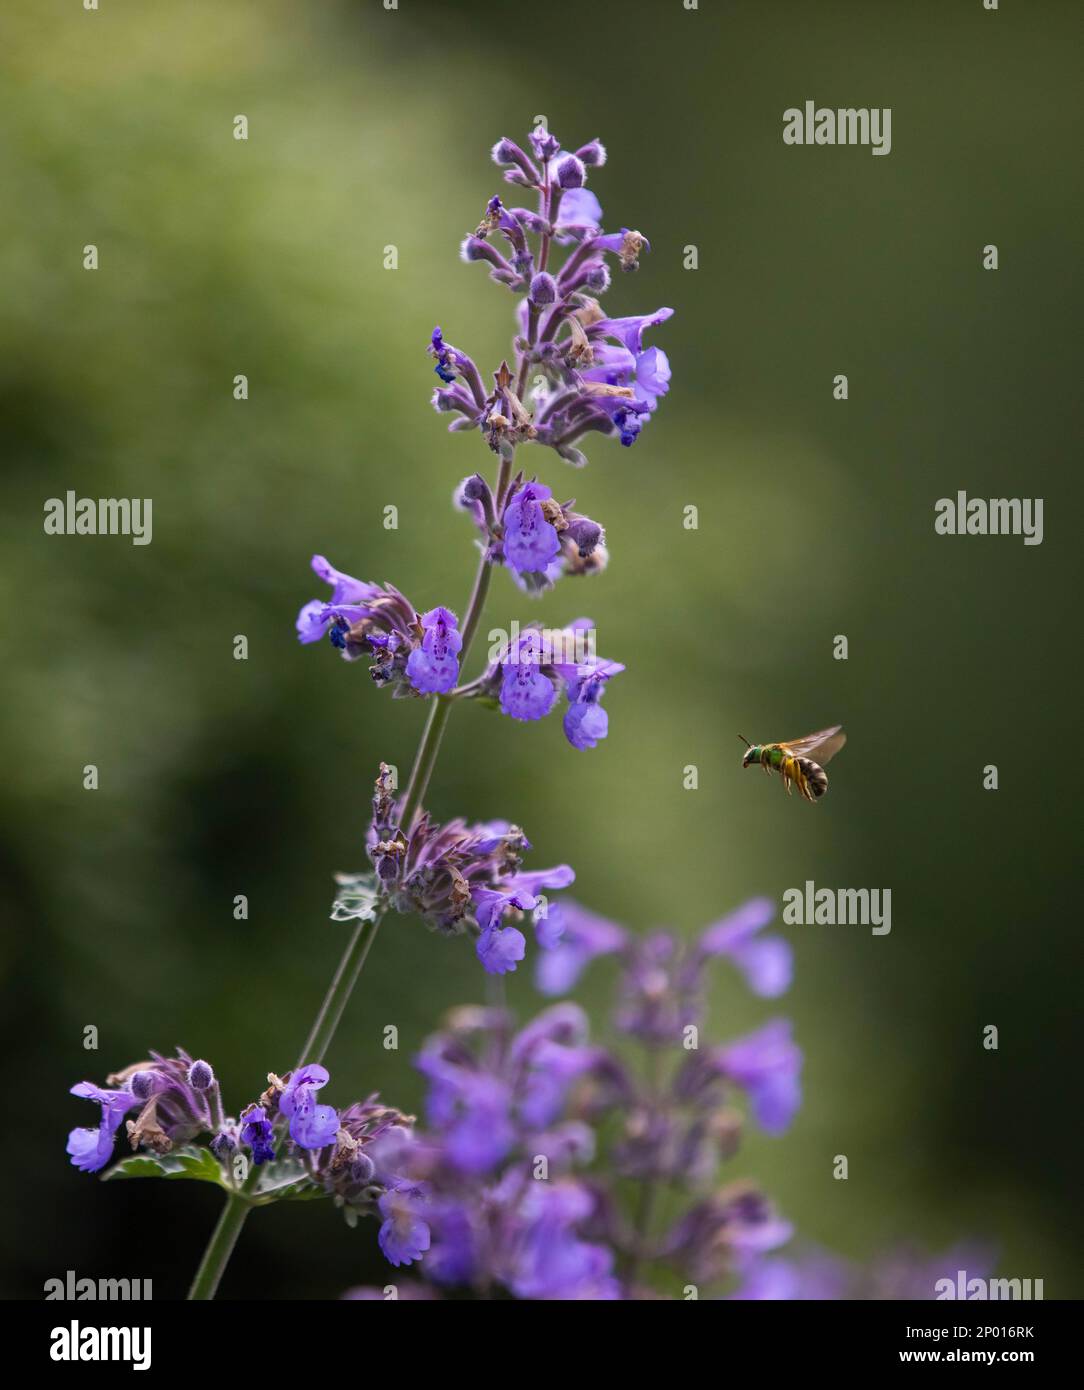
[760,744,787,768]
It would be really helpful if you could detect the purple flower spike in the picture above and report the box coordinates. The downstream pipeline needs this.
[406,606,462,695]
[502,482,561,574]
[279,1063,340,1150]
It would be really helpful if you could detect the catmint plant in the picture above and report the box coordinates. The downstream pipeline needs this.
[64,124,675,1300]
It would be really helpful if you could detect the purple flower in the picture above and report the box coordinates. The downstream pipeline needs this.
[714,1020,803,1135]
[535,900,628,995]
[358,768,574,971]
[378,1183,431,1267]
[239,1104,276,1166]
[297,558,466,698]
[698,897,792,998]
[556,658,625,750]
[477,922,527,975]
[499,659,557,720]
[279,1063,340,1150]
[502,482,561,574]
[507,1183,618,1300]
[406,607,462,695]
[415,1055,516,1173]
[470,869,573,976]
[439,128,674,469]
[66,1082,135,1173]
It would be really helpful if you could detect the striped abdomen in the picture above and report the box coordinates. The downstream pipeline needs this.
[794,756,828,800]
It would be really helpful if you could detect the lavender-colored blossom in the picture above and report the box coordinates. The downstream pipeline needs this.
[433,127,673,468]
[296,555,464,699]
[279,1063,340,1150]
[476,922,527,975]
[405,607,462,695]
[499,658,557,720]
[378,1182,432,1267]
[697,896,793,998]
[535,900,628,995]
[239,1104,275,1165]
[384,1004,620,1297]
[713,1020,803,1135]
[355,765,573,974]
[502,481,561,573]
[558,658,624,750]
[66,1082,136,1173]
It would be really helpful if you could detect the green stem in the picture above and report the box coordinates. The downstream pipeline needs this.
[398,695,454,833]
[187,1191,251,1301]
[295,909,387,1068]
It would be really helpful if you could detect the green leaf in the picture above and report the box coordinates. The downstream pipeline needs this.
[330,870,383,924]
[251,1155,325,1205]
[103,1145,226,1187]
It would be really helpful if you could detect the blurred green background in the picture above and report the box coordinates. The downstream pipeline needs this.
[3,0,1081,1298]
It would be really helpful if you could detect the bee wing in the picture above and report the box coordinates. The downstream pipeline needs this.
[780,725,846,765]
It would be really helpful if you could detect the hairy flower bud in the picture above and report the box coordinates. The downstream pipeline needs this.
[188,1060,215,1091]
[528,271,557,306]
[556,155,586,189]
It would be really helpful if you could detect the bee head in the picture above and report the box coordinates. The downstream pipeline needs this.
[738,735,755,767]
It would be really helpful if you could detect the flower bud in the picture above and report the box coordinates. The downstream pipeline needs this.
[188,1060,215,1091]
[528,272,557,306]
[350,1152,376,1184]
[528,129,560,162]
[588,261,613,291]
[575,139,607,167]
[556,155,586,189]
[563,517,603,558]
[210,1130,236,1159]
[129,1070,160,1101]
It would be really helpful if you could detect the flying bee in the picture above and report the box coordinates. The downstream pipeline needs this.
[738,726,846,802]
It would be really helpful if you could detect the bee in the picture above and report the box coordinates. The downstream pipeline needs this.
[738,726,846,802]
